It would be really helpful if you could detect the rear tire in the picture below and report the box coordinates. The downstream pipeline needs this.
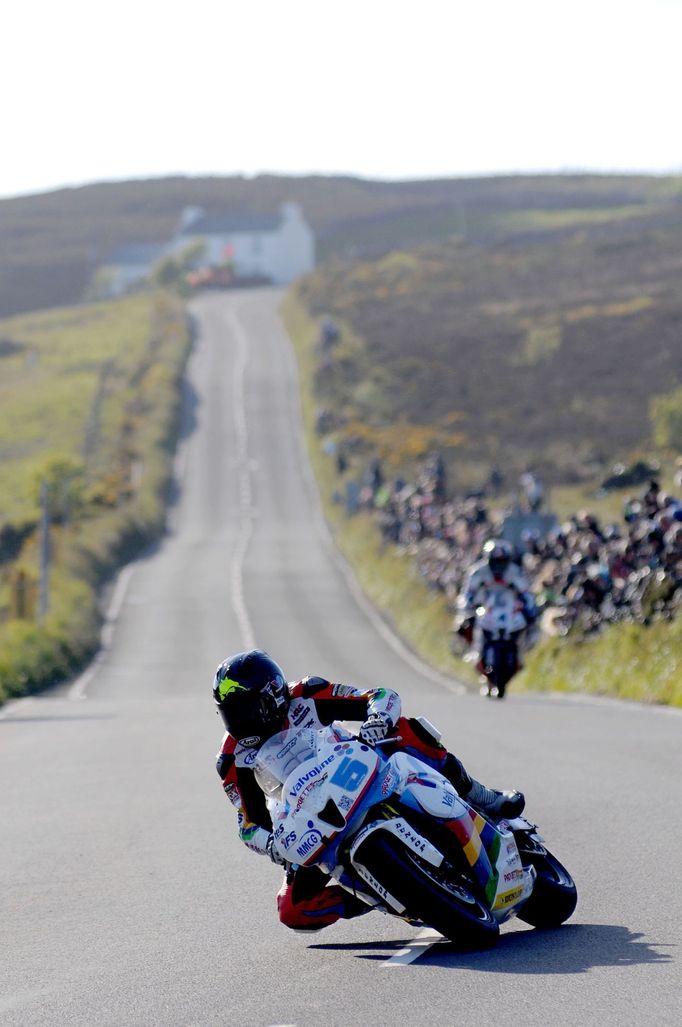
[517,848,578,928]
[354,831,500,949]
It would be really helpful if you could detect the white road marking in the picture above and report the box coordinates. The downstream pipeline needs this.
[382,928,443,966]
[227,306,256,651]
[535,689,682,717]
[68,564,137,700]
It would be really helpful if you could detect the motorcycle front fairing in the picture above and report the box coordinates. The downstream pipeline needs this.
[262,727,384,868]
[476,584,528,639]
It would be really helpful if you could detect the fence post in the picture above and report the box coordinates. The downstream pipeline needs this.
[11,569,29,619]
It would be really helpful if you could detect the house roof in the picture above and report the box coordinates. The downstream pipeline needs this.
[108,243,167,266]
[179,212,281,236]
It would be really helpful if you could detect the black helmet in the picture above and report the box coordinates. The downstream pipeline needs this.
[483,538,512,577]
[213,650,289,744]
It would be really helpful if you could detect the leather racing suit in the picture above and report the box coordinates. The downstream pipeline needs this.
[216,675,481,932]
[461,559,537,624]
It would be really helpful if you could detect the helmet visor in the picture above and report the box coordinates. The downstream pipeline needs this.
[219,680,288,741]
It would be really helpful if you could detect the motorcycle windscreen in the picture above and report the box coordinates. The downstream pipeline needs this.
[254,727,318,796]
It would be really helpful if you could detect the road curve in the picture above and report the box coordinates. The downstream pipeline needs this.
[1,289,680,1027]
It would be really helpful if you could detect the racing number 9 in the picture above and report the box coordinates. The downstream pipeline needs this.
[330,756,368,792]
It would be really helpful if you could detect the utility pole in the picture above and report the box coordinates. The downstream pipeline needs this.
[38,480,50,621]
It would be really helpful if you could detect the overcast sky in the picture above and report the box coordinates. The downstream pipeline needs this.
[2,0,680,199]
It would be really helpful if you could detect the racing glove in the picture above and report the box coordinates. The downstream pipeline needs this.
[265,833,288,867]
[359,711,393,746]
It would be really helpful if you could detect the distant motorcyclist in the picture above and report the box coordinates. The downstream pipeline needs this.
[214,649,525,932]
[456,539,537,664]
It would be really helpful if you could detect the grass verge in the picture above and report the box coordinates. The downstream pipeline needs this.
[0,291,192,706]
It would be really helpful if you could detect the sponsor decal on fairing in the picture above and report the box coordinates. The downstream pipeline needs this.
[353,864,405,913]
[380,765,398,796]
[288,754,336,798]
[494,887,524,908]
[276,735,302,759]
[294,780,321,811]
[281,831,297,850]
[406,772,437,789]
[393,819,427,854]
[295,822,324,859]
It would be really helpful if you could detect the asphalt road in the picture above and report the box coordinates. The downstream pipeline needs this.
[1,289,680,1027]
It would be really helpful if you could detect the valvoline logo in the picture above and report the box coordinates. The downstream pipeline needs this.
[288,754,336,799]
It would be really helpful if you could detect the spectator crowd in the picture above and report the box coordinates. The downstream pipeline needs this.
[344,454,682,644]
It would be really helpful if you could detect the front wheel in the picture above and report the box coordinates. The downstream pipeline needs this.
[516,848,578,928]
[483,640,518,698]
[353,832,500,949]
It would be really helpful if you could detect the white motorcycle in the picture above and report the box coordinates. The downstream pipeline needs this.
[255,722,577,948]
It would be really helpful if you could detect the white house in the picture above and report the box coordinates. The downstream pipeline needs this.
[97,201,315,297]
[173,201,315,284]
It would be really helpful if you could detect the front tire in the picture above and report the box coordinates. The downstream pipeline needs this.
[484,640,518,698]
[517,848,578,928]
[354,832,500,949]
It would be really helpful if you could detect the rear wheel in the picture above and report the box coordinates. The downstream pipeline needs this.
[516,847,578,928]
[354,832,500,949]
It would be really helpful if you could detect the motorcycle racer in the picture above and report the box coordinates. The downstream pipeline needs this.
[214,648,525,931]
[457,539,537,657]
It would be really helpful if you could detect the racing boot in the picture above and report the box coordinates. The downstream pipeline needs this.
[465,779,525,819]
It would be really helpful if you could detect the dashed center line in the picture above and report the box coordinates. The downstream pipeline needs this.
[381,928,443,966]
[227,305,256,650]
